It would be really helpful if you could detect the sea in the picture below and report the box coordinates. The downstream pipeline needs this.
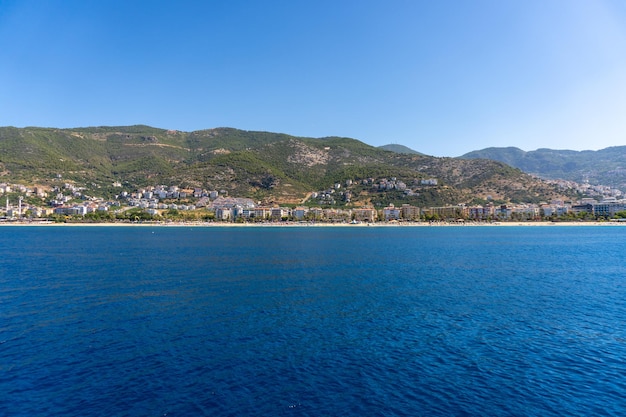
[1,225,625,416]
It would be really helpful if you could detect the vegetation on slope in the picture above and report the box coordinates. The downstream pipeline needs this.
[0,126,573,206]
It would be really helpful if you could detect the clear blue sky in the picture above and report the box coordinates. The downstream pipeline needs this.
[2,0,626,156]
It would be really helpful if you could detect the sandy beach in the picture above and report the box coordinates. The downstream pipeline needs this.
[1,220,625,227]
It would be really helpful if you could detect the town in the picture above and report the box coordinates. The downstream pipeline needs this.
[1,177,626,223]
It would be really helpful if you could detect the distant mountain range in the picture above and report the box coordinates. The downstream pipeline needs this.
[459,146,626,192]
[0,126,571,206]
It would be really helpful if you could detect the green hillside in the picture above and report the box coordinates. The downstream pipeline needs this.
[0,126,571,206]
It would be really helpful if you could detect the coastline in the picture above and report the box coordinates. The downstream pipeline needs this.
[1,220,625,227]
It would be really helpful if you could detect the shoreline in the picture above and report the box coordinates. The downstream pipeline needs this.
[1,220,625,227]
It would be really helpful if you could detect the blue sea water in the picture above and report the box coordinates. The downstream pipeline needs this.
[1,225,625,416]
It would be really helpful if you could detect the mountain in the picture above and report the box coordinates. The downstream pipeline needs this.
[378,144,424,155]
[460,146,626,192]
[0,126,571,206]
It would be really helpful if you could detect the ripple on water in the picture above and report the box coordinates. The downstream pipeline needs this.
[1,226,626,416]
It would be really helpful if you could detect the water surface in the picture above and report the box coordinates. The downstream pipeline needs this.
[1,226,625,416]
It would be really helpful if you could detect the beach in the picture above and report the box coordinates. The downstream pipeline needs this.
[1,220,625,227]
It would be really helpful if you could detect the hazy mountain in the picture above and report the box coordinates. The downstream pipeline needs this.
[461,146,626,192]
[0,126,572,206]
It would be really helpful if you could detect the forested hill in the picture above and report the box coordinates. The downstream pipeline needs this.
[0,126,570,206]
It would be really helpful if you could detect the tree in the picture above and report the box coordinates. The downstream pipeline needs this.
[615,210,626,219]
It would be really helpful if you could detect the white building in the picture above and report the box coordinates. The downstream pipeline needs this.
[383,204,401,221]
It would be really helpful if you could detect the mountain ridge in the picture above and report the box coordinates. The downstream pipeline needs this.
[460,146,626,192]
[0,125,571,206]
[378,144,424,155]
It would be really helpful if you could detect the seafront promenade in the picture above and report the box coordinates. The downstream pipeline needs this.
[1,220,625,227]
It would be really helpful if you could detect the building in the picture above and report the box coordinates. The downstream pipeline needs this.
[494,205,512,220]
[382,204,401,221]
[352,208,377,222]
[215,207,232,220]
[400,204,420,220]
[271,207,290,220]
[571,203,593,215]
[323,208,350,222]
[293,207,309,220]
[254,207,272,220]
[468,205,494,220]
[424,206,462,219]
[593,200,626,217]
[512,206,540,220]
[308,207,323,220]
[540,204,568,217]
